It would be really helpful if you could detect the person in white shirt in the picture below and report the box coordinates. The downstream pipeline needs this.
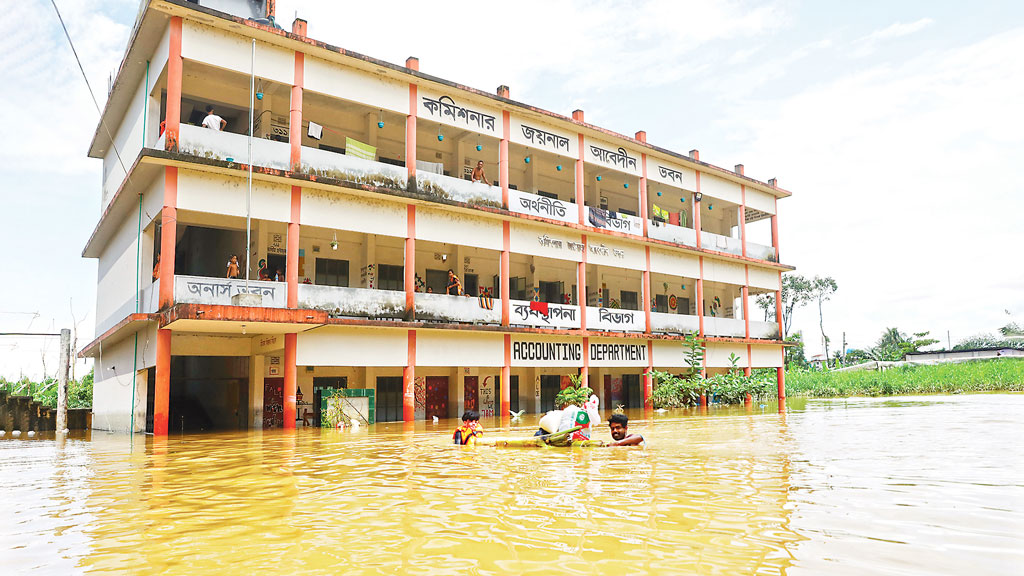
[202,105,226,131]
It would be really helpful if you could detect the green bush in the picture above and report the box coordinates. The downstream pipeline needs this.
[786,358,1024,397]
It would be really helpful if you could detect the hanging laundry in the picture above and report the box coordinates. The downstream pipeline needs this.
[529,300,549,315]
[589,207,609,228]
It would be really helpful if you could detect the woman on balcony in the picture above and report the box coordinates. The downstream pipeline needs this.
[447,269,463,296]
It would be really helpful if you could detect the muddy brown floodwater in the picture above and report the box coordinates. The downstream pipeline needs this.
[2,394,1022,575]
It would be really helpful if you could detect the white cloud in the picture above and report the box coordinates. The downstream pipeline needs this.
[851,17,934,57]
[727,27,1024,353]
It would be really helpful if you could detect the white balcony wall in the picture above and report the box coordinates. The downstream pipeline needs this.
[297,285,405,319]
[176,169,291,223]
[585,207,643,236]
[177,124,291,171]
[415,293,501,324]
[701,174,743,205]
[701,230,744,256]
[704,317,746,338]
[509,189,578,224]
[745,188,777,215]
[299,146,408,191]
[416,172,502,208]
[141,279,160,314]
[650,312,700,335]
[750,320,780,340]
[101,73,156,210]
[747,241,777,261]
[304,56,408,115]
[748,267,781,291]
[174,275,287,307]
[649,220,697,247]
[508,300,581,329]
[182,21,294,85]
[416,206,502,251]
[509,223,584,263]
[587,307,645,332]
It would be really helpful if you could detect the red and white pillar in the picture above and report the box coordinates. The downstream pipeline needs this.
[283,21,306,430]
[573,110,586,224]
[404,330,416,421]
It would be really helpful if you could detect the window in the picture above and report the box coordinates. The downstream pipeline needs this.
[377,264,404,291]
[537,190,558,200]
[655,294,669,313]
[315,258,349,287]
[539,281,564,304]
[510,277,527,300]
[621,291,639,311]
[619,208,637,216]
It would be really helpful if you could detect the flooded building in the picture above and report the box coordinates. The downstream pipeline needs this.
[81,0,794,434]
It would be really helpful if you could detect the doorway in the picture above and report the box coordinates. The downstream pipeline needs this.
[425,376,449,420]
[376,377,403,422]
[623,374,643,409]
[540,375,561,412]
[263,377,284,429]
[464,376,479,411]
[312,377,347,427]
[426,268,449,294]
[495,375,519,414]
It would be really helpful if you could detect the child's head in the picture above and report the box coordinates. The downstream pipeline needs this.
[230,254,238,262]
[461,410,480,423]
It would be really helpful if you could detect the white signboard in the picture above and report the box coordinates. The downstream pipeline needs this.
[418,90,501,137]
[510,117,577,158]
[584,137,642,176]
[588,341,649,367]
[509,189,578,224]
[587,306,646,332]
[648,161,697,190]
[509,300,581,329]
[510,338,584,367]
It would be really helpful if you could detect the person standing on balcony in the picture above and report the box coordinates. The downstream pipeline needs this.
[446,269,463,296]
[226,255,240,279]
[202,105,226,131]
[471,160,489,184]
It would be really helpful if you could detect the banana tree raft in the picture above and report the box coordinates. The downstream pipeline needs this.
[476,426,606,448]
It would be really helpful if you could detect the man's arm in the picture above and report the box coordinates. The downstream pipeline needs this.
[609,434,644,447]
[220,117,227,130]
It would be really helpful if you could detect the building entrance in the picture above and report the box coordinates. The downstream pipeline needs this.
[464,376,478,411]
[168,356,249,432]
[425,377,449,420]
[375,377,403,422]
[540,375,561,412]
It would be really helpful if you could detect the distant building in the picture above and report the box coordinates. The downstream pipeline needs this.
[81,0,794,434]
[906,348,1024,363]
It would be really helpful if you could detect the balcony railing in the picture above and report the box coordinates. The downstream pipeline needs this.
[650,312,700,335]
[648,220,697,247]
[177,124,291,171]
[585,207,643,236]
[300,146,408,192]
[587,306,645,332]
[700,231,743,256]
[509,189,578,224]
[415,292,501,324]
[416,172,502,208]
[750,320,780,339]
[508,300,581,329]
[704,316,746,338]
[747,241,777,261]
[174,275,287,307]
[297,285,405,319]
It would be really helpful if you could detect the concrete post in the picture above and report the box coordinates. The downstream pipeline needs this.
[56,328,70,432]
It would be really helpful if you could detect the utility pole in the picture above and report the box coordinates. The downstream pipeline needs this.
[947,330,951,350]
[56,328,71,433]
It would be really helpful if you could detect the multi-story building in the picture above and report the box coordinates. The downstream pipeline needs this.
[81,0,793,434]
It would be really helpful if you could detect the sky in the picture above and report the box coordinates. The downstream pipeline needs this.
[1,0,1022,379]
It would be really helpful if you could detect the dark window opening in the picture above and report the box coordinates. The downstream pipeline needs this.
[377,264,404,291]
[315,258,349,287]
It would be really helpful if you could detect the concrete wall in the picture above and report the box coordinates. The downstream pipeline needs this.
[92,324,155,432]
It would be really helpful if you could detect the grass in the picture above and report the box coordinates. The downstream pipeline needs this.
[786,358,1024,397]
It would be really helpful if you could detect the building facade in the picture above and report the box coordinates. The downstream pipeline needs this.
[82,0,794,434]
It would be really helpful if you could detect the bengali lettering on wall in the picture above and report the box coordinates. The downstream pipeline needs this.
[509,189,578,224]
[419,91,500,136]
[509,300,581,329]
[585,137,641,176]
[648,160,696,189]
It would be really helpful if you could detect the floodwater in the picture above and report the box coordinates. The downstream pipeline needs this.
[2,395,1022,575]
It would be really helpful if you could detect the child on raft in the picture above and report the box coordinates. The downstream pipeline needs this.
[453,410,483,446]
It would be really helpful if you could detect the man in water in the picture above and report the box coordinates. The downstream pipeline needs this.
[607,413,645,446]
[453,410,483,446]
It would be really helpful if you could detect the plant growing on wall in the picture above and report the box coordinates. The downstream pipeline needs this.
[554,373,594,408]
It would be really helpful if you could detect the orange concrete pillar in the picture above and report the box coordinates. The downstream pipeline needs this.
[158,167,178,309]
[777,366,786,401]
[776,271,784,339]
[643,340,653,407]
[770,186,780,261]
[164,17,182,151]
[736,164,747,258]
[500,110,510,207]
[501,334,511,418]
[153,328,171,436]
[406,59,418,184]
[578,235,587,330]
[696,257,705,338]
[637,132,648,237]
[581,336,589,387]
[691,149,701,248]
[405,205,416,318]
[283,333,297,429]
[501,221,510,326]
[573,110,585,224]
[643,246,652,334]
[404,331,416,422]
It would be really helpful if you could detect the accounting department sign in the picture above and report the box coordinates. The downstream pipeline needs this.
[510,337,648,367]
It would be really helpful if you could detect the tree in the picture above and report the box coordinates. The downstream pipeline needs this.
[850,328,940,361]
[809,276,838,366]
[754,274,814,337]
[784,332,809,369]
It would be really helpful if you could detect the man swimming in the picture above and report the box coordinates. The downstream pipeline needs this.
[607,413,645,446]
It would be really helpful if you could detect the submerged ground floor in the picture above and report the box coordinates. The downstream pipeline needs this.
[84,317,784,433]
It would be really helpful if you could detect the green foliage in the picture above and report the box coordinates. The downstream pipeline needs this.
[954,322,1024,351]
[0,369,93,409]
[649,370,703,408]
[785,332,809,369]
[809,275,839,365]
[755,274,815,337]
[554,373,594,408]
[321,396,351,428]
[682,334,705,379]
[650,344,772,408]
[786,358,1024,397]
[847,327,941,362]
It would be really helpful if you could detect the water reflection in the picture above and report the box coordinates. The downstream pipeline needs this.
[1,395,1021,575]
